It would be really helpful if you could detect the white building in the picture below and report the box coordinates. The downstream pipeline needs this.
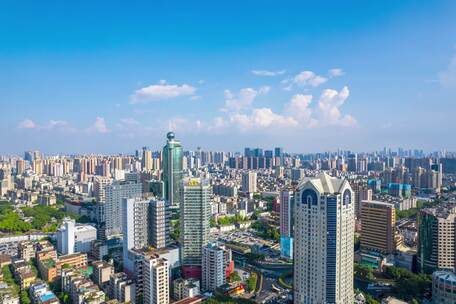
[122,198,151,273]
[57,218,97,255]
[143,256,169,304]
[201,242,231,292]
[173,278,200,301]
[294,173,355,304]
[241,171,257,193]
[180,178,211,269]
[105,180,142,237]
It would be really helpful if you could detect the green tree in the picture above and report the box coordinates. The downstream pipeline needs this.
[228,271,241,283]
[20,291,31,304]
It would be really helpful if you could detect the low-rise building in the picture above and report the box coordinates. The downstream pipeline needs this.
[109,272,135,304]
[173,278,200,301]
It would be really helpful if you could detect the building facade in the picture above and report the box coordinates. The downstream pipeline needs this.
[163,132,183,207]
[360,200,396,254]
[294,173,355,304]
[180,178,211,276]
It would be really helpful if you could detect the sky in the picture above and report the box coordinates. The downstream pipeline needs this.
[1,1,456,154]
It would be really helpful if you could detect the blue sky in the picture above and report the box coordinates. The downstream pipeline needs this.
[1,1,455,154]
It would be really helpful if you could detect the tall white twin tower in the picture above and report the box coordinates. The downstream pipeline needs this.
[294,173,355,304]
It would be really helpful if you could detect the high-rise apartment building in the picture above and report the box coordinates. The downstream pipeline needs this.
[143,256,169,304]
[122,197,169,273]
[418,204,456,274]
[241,171,257,193]
[180,178,211,278]
[142,148,153,171]
[280,190,294,259]
[105,180,142,237]
[201,242,232,292]
[360,200,396,254]
[294,173,355,304]
[150,200,169,249]
[163,132,183,207]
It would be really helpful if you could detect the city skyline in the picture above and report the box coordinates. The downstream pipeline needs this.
[1,1,456,153]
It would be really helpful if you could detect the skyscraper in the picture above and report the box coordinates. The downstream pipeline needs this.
[162,132,183,207]
[279,190,294,259]
[105,180,142,237]
[294,173,355,304]
[180,177,211,278]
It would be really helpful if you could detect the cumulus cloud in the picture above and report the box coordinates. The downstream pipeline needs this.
[282,70,328,90]
[90,117,109,133]
[251,70,286,77]
[18,119,37,129]
[221,86,270,112]
[439,51,456,88]
[130,80,196,104]
[316,86,357,126]
[328,68,344,78]
[285,94,315,125]
[230,108,298,131]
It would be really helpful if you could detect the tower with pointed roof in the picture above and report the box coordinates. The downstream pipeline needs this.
[293,173,355,304]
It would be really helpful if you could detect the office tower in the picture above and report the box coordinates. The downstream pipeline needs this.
[432,271,456,303]
[294,173,355,304]
[280,190,294,259]
[180,178,211,278]
[150,200,169,249]
[142,148,153,171]
[56,218,97,255]
[418,205,456,274]
[143,256,169,304]
[105,180,142,237]
[360,200,396,254]
[163,131,183,207]
[202,242,232,292]
[241,171,257,193]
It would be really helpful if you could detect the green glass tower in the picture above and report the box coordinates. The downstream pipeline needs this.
[162,131,183,207]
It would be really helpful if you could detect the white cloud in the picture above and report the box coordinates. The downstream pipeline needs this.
[282,70,328,90]
[230,108,298,131]
[221,86,270,112]
[251,70,286,77]
[439,51,456,88]
[316,86,357,126]
[18,119,37,129]
[130,80,196,104]
[285,94,315,125]
[328,68,344,78]
[91,117,109,133]
[18,119,73,131]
